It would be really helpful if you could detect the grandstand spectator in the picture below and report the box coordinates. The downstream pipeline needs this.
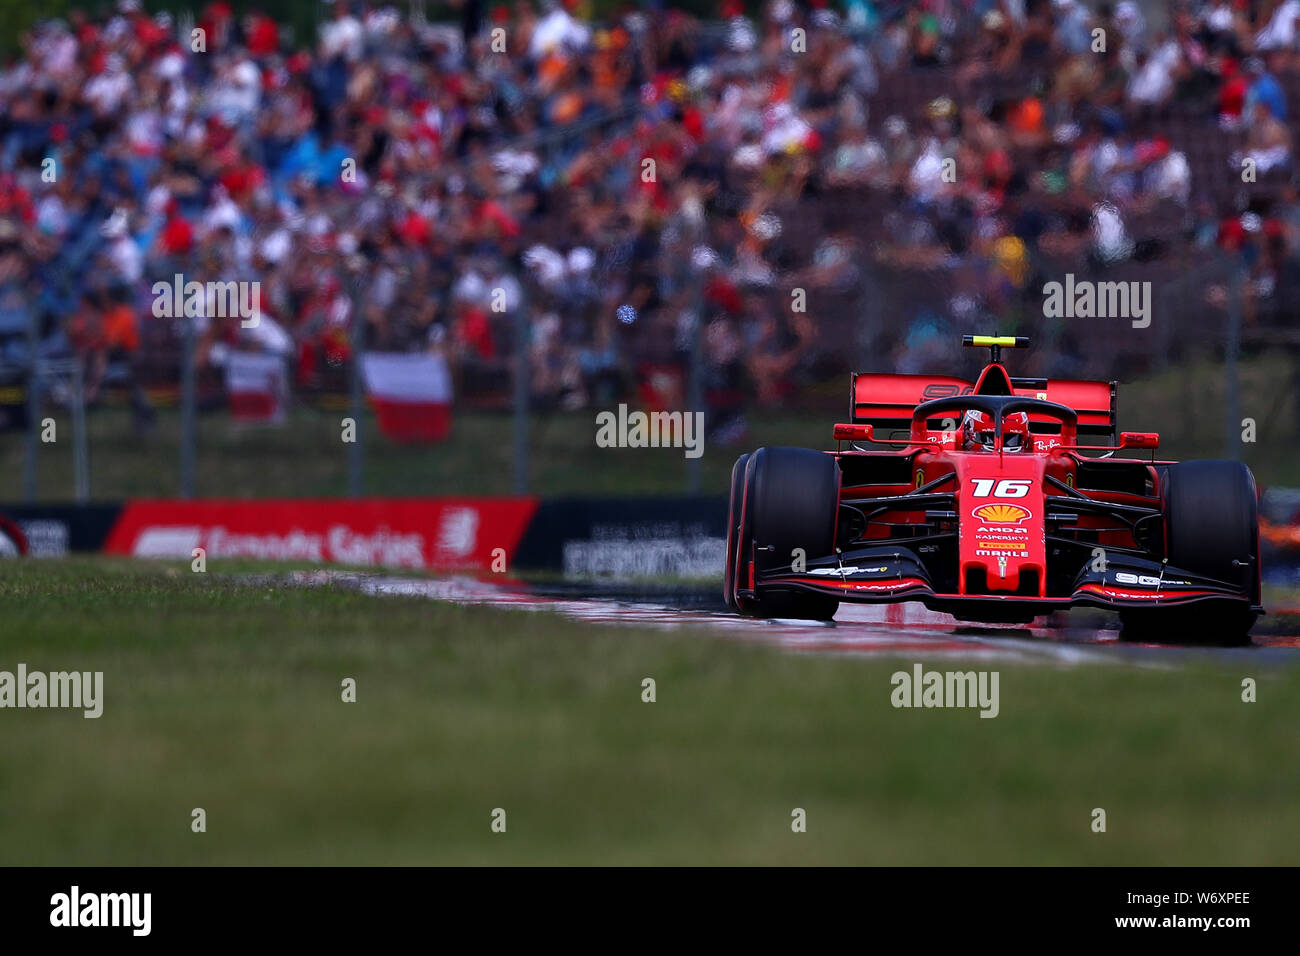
[1245,54,1288,121]
[0,0,1298,424]
[1242,99,1293,173]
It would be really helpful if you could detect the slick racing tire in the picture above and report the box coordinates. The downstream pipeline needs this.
[723,453,750,611]
[740,446,840,622]
[1122,460,1259,645]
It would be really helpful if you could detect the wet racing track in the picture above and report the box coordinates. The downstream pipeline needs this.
[285,571,1300,666]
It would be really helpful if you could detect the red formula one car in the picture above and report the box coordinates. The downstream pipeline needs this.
[724,336,1262,643]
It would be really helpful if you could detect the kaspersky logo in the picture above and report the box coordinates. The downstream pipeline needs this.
[973,504,1032,524]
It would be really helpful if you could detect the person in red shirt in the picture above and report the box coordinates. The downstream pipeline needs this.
[156,199,195,256]
[1219,58,1248,128]
[244,12,279,57]
[453,303,495,361]
[102,298,140,354]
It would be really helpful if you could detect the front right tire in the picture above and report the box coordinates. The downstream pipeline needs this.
[723,452,750,611]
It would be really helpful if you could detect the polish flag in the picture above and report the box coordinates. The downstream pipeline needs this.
[361,352,453,442]
[226,351,287,423]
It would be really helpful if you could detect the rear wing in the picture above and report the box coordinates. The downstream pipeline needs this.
[850,373,1117,443]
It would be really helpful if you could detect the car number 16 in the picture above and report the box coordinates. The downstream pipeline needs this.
[969,478,1032,498]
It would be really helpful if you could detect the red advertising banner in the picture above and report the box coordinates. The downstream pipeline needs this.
[103,498,538,571]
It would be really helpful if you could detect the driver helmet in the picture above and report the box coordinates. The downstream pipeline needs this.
[962,409,1031,452]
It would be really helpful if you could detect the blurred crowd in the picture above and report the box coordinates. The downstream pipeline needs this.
[2,0,1300,439]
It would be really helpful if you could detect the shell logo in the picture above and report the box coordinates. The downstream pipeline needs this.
[973,504,1032,524]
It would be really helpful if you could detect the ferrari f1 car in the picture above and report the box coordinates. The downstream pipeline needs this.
[724,336,1262,643]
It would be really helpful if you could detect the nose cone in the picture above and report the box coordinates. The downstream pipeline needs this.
[955,455,1047,595]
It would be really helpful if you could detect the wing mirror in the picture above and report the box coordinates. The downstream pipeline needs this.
[833,423,873,441]
[1120,431,1160,449]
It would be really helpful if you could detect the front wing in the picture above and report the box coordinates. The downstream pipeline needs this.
[743,544,1260,621]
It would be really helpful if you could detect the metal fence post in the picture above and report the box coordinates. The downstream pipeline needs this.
[349,278,364,499]
[1225,260,1243,461]
[23,317,38,503]
[513,285,530,496]
[686,265,703,495]
[180,312,196,499]
[71,358,89,503]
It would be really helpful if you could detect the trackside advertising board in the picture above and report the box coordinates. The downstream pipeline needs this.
[102,499,538,572]
[5,491,1300,579]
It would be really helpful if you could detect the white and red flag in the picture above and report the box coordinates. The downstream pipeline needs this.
[360,352,453,442]
[225,351,287,424]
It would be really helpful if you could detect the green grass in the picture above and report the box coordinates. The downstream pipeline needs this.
[0,405,818,501]
[1117,352,1299,479]
[3,354,1297,501]
[1,557,1298,865]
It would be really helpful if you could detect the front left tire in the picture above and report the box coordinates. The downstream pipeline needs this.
[1121,459,1259,645]
[734,446,840,621]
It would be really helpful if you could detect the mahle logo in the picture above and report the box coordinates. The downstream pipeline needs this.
[973,504,1031,524]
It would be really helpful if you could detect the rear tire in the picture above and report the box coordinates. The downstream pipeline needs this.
[1121,459,1259,645]
[740,446,840,621]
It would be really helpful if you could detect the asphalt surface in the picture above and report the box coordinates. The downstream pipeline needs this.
[281,571,1300,665]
